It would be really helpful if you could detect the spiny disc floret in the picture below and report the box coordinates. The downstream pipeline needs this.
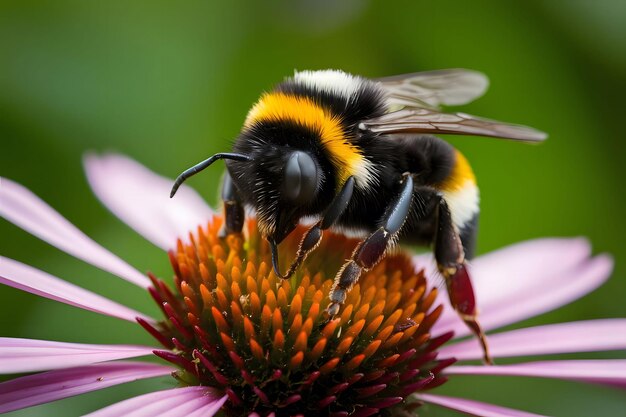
[142,217,454,416]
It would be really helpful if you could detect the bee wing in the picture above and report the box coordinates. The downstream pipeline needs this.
[359,108,548,142]
[376,68,489,109]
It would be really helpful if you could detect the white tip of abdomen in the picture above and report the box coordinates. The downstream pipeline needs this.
[442,180,480,230]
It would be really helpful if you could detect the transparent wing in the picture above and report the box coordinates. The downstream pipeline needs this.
[376,68,489,109]
[359,108,548,142]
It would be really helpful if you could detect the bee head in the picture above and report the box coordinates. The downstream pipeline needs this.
[227,148,322,244]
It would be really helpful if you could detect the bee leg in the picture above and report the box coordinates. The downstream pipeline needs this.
[219,172,245,238]
[278,177,356,279]
[435,199,492,365]
[326,174,414,317]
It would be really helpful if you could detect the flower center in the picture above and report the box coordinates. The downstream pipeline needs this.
[141,216,454,416]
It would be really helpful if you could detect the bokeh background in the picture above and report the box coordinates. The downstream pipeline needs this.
[1,0,625,415]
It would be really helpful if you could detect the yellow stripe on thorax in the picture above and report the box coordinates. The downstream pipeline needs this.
[439,150,476,192]
[244,92,365,186]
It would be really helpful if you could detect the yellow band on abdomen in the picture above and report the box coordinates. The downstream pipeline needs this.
[439,150,476,192]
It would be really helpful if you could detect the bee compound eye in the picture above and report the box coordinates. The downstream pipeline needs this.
[284,151,318,204]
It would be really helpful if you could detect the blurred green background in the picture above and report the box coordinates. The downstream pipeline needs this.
[1,0,625,415]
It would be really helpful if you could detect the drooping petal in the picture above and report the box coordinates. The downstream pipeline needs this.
[476,254,612,333]
[444,360,626,388]
[418,393,548,417]
[84,386,228,417]
[0,361,174,414]
[0,177,151,288]
[473,238,594,303]
[415,238,592,292]
[415,238,597,331]
[439,319,626,360]
[432,247,613,337]
[0,257,153,323]
[0,338,156,374]
[83,153,214,251]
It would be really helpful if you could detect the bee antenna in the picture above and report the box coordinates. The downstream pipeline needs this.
[170,153,251,198]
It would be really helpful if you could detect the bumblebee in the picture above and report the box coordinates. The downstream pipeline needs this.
[171,69,547,363]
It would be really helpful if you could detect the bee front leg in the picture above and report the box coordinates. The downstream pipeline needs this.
[326,174,414,317]
[275,177,355,279]
[219,172,245,237]
[435,198,492,365]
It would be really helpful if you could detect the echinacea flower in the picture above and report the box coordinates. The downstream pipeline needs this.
[1,154,625,416]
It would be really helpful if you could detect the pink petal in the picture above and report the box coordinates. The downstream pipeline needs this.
[184,395,229,417]
[0,338,156,374]
[84,386,227,417]
[0,256,153,323]
[186,399,229,417]
[477,254,612,332]
[0,177,150,288]
[472,238,594,304]
[439,319,626,360]
[430,243,613,336]
[415,238,593,295]
[0,361,173,414]
[444,360,626,388]
[420,238,594,329]
[83,153,214,251]
[418,393,548,417]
